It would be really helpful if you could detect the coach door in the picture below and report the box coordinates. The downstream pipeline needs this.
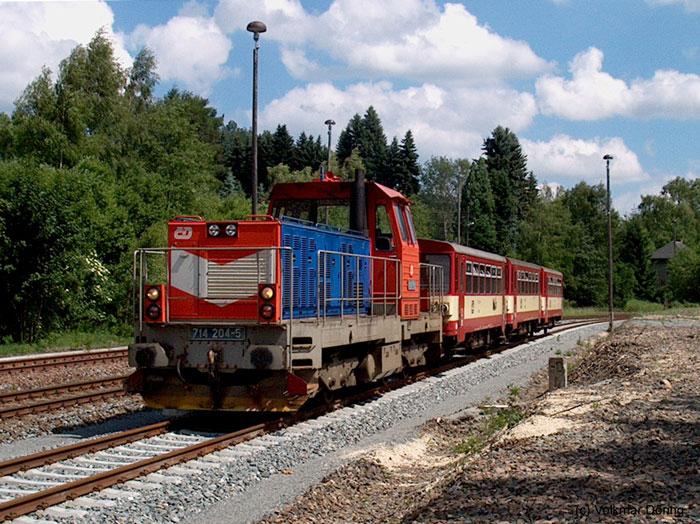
[458,256,465,326]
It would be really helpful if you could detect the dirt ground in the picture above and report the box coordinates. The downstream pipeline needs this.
[259,320,700,523]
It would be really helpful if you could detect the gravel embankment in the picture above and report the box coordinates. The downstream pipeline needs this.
[24,322,610,524]
[257,319,699,524]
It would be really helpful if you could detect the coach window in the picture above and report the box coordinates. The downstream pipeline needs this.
[478,265,484,294]
[374,205,394,251]
[466,263,472,293]
[485,267,492,294]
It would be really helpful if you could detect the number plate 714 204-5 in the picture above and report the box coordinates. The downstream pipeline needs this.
[190,327,245,341]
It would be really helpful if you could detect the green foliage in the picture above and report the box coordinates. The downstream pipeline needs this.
[623,299,665,313]
[354,106,388,182]
[482,126,537,255]
[462,158,497,251]
[0,33,234,343]
[455,404,524,455]
[0,161,119,341]
[335,109,419,193]
[668,246,700,302]
[419,156,462,240]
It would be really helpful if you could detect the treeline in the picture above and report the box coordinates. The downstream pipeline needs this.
[0,32,698,343]
[414,130,700,308]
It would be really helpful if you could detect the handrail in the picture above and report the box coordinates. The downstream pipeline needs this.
[419,262,445,316]
[316,249,402,322]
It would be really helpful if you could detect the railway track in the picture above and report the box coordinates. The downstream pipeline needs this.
[0,374,130,420]
[0,347,128,375]
[0,319,606,521]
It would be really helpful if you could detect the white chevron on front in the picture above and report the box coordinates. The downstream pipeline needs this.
[170,249,276,307]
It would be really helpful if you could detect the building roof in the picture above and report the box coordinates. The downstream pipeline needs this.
[651,240,687,260]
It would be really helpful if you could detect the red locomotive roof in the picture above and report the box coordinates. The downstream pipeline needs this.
[269,181,409,204]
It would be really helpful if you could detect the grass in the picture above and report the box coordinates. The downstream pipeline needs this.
[0,330,130,358]
[566,299,700,318]
[455,388,524,456]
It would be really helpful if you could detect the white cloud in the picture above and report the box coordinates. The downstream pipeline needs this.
[521,134,649,183]
[647,0,700,12]
[536,47,700,120]
[0,0,130,111]
[280,48,321,78]
[215,0,550,82]
[214,0,312,44]
[130,15,232,95]
[260,81,537,158]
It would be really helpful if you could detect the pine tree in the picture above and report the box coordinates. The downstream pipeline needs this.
[270,124,294,167]
[358,106,388,183]
[482,126,537,254]
[398,130,420,195]
[336,114,362,162]
[292,132,325,171]
[462,158,497,251]
[618,217,658,300]
[385,137,405,189]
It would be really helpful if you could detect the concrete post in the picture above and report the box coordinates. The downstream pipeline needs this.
[549,356,568,391]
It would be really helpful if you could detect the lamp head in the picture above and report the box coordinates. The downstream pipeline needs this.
[325,119,336,126]
[246,21,267,35]
[603,154,614,161]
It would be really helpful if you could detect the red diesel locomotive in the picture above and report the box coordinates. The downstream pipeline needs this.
[127,171,563,412]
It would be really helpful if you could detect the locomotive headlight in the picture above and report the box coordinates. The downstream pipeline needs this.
[225,223,237,237]
[146,304,161,320]
[208,224,220,237]
[259,286,275,300]
[259,303,275,320]
[146,287,160,301]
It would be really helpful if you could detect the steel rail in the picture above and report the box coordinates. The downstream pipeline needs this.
[0,421,173,478]
[0,318,609,520]
[0,374,130,405]
[0,385,128,420]
[0,348,128,374]
[0,418,288,521]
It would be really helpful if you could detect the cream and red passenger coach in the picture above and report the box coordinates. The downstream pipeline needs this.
[419,239,507,348]
[418,241,564,349]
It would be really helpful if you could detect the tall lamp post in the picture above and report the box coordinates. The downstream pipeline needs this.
[247,20,266,216]
[456,161,469,245]
[324,119,335,172]
[603,154,614,332]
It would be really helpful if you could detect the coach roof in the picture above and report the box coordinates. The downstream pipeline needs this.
[508,257,543,271]
[419,239,506,263]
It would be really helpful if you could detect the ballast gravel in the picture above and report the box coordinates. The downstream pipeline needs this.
[24,323,610,524]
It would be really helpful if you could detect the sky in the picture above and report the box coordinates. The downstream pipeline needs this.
[0,0,698,213]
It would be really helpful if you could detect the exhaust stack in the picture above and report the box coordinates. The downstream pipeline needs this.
[350,169,368,236]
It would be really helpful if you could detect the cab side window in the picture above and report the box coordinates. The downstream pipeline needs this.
[374,205,394,251]
[394,203,409,242]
